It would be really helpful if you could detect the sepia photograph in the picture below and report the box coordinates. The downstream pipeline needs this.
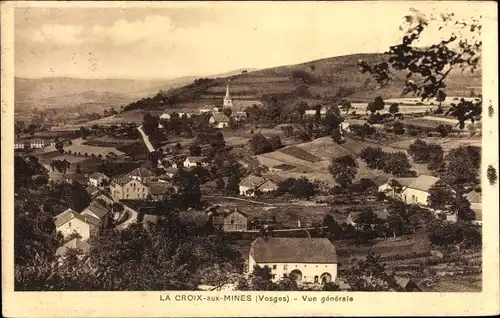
[2,1,499,317]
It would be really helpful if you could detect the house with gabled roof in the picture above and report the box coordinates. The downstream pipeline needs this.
[209,113,231,128]
[127,167,155,182]
[86,185,102,198]
[401,175,440,206]
[81,201,111,228]
[54,208,101,241]
[110,175,149,201]
[213,208,248,232]
[239,175,280,197]
[249,237,338,285]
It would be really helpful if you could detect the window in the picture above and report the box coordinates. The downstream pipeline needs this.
[314,276,319,283]
[69,222,71,227]
[76,227,81,234]
[272,274,276,279]
[66,228,71,234]
[272,265,277,270]
[283,265,288,270]
[230,219,235,225]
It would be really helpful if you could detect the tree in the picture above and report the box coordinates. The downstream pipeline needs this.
[223,108,232,118]
[142,113,160,136]
[277,177,317,199]
[436,124,451,137]
[427,180,455,211]
[408,139,429,163]
[444,146,480,184]
[172,169,202,208]
[329,155,358,187]
[344,251,399,291]
[428,220,463,246]
[393,122,405,135]
[340,101,352,114]
[367,96,385,113]
[389,103,400,115]
[323,214,344,240]
[189,145,202,157]
[383,152,411,176]
[248,134,272,155]
[360,147,386,170]
[358,9,482,127]
[386,201,419,237]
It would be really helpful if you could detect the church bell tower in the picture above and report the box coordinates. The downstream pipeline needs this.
[223,80,234,108]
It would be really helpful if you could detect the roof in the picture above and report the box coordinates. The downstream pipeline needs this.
[250,237,338,263]
[407,175,440,192]
[93,193,114,206]
[147,181,175,195]
[54,208,101,227]
[239,175,267,189]
[127,167,155,179]
[395,276,412,288]
[56,238,91,256]
[211,113,230,123]
[113,175,133,186]
[466,190,482,204]
[216,208,249,219]
[85,185,102,197]
[83,202,110,219]
[258,179,280,191]
[89,172,109,180]
[179,211,210,226]
[232,100,263,110]
[165,167,178,174]
[372,175,392,186]
[186,156,207,163]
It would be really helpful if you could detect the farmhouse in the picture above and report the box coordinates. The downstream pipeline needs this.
[213,209,248,232]
[55,238,91,258]
[378,177,418,197]
[88,172,110,187]
[54,208,101,241]
[110,175,149,201]
[183,156,209,168]
[239,175,279,197]
[401,175,440,206]
[81,201,111,228]
[160,110,194,120]
[248,237,338,285]
[209,113,230,128]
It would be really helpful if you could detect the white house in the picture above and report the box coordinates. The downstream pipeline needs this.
[239,175,267,196]
[88,172,110,187]
[54,208,101,241]
[209,113,231,128]
[14,141,26,150]
[183,156,208,168]
[401,175,440,206]
[249,237,338,285]
[30,139,46,149]
[378,177,418,197]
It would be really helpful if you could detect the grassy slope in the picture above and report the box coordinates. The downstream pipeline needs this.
[128,53,481,113]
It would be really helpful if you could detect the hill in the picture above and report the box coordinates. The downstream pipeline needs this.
[119,53,481,115]
[14,68,256,114]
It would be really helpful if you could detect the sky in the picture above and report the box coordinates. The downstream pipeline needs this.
[13,1,485,80]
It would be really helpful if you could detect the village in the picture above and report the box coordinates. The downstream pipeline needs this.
[14,71,483,292]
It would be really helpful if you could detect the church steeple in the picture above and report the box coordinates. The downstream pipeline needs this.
[223,80,233,108]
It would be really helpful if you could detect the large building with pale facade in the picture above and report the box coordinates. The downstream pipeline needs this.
[248,237,338,285]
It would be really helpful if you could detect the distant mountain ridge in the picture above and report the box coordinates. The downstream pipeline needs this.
[14,68,257,113]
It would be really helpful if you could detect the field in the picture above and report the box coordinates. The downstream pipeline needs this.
[279,146,322,162]
[388,137,482,153]
[84,136,138,147]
